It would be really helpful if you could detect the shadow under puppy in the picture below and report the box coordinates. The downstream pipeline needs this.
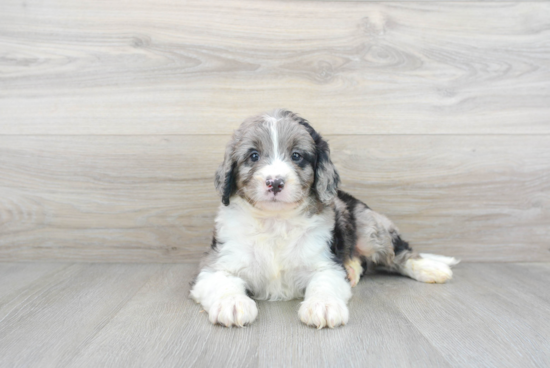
[190,109,459,329]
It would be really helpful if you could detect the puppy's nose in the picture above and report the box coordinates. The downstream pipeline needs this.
[266,178,285,194]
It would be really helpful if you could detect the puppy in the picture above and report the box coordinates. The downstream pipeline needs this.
[190,109,459,329]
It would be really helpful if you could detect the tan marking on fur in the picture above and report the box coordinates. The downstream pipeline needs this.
[344,257,363,287]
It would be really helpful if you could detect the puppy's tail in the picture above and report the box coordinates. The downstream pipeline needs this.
[419,253,460,267]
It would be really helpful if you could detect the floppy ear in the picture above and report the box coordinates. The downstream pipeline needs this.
[296,117,340,204]
[313,135,340,203]
[214,140,238,206]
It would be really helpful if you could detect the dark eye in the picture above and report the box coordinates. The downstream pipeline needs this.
[292,152,302,161]
[250,151,260,162]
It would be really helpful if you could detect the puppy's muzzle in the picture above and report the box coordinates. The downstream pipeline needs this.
[266,177,285,195]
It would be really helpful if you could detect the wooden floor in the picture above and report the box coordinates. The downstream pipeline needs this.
[0,262,549,368]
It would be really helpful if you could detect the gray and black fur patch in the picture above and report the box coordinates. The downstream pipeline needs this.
[329,190,363,264]
[391,232,412,256]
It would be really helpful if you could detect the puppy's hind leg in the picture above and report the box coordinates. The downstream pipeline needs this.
[378,233,460,284]
[396,251,459,284]
[355,207,459,284]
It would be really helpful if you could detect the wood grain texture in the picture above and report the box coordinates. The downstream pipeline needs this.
[66,263,259,368]
[256,289,452,367]
[0,264,161,368]
[1,262,550,367]
[392,263,550,367]
[0,262,67,300]
[0,135,548,262]
[0,0,549,262]
[1,1,549,134]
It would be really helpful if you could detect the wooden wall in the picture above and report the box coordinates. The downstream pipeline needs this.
[1,0,549,262]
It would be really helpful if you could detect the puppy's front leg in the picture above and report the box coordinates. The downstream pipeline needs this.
[190,269,257,327]
[299,268,352,329]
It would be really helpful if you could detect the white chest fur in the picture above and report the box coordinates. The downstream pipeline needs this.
[213,198,336,301]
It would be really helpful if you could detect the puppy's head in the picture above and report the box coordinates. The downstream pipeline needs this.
[215,109,340,211]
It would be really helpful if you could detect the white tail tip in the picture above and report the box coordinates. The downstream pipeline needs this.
[419,253,460,267]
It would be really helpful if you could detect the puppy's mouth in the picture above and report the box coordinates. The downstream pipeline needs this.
[266,192,283,201]
[263,188,296,203]
[256,188,306,210]
[255,198,301,212]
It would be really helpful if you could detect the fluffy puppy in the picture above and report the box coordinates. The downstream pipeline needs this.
[190,109,459,329]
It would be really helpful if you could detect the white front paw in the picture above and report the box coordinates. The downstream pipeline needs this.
[208,294,258,327]
[299,297,349,329]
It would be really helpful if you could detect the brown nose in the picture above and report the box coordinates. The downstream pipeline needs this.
[266,178,285,194]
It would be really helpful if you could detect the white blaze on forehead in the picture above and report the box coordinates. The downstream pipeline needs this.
[264,114,280,160]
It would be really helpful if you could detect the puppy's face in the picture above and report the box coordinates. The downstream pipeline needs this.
[215,110,340,211]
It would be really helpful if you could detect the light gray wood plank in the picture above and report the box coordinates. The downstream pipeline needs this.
[0,264,161,368]
[475,263,550,307]
[0,135,222,263]
[0,263,67,301]
[1,262,549,367]
[65,263,259,368]
[454,264,550,367]
[336,135,550,262]
[390,263,550,367]
[256,289,452,368]
[1,135,548,262]
[1,1,549,134]
[58,263,452,368]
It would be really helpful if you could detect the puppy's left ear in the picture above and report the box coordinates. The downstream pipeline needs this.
[296,116,340,204]
[214,138,238,206]
[314,136,340,204]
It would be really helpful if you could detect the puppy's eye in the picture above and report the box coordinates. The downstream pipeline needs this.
[250,151,260,162]
[292,152,302,161]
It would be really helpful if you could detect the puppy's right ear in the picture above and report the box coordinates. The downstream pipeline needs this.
[214,139,238,206]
